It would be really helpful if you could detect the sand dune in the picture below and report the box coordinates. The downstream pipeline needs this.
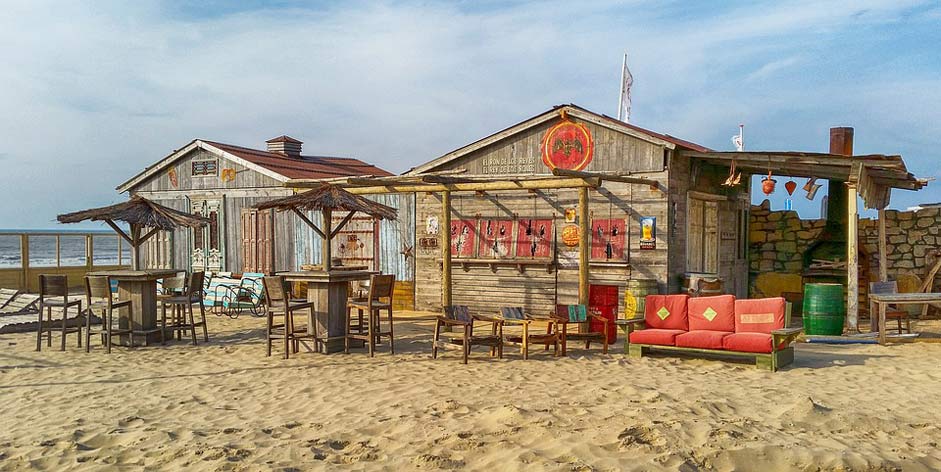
[1,312,940,471]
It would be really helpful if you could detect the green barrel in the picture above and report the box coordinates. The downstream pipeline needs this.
[802,283,846,335]
[624,279,659,319]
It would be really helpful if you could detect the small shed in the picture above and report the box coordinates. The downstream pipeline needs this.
[116,136,415,288]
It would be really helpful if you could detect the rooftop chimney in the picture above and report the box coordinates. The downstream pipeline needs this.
[825,126,854,238]
[266,135,303,157]
[829,127,854,156]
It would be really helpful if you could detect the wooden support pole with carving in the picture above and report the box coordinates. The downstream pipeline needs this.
[441,191,452,309]
[878,208,888,282]
[846,182,859,332]
[578,187,590,306]
[322,208,333,271]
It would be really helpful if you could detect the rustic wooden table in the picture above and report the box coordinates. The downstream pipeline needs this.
[869,292,941,344]
[87,269,179,344]
[279,269,377,353]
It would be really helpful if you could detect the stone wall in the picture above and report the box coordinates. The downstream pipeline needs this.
[749,201,941,298]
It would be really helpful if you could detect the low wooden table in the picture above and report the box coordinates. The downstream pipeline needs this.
[279,269,377,353]
[87,269,179,345]
[870,292,941,344]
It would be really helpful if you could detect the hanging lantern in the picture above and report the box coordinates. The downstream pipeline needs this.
[761,171,777,195]
[785,180,797,195]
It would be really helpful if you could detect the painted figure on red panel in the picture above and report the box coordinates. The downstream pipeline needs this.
[450,219,476,257]
[479,219,512,258]
[591,218,626,260]
[516,219,553,258]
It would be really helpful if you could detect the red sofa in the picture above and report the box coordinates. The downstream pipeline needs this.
[621,294,802,371]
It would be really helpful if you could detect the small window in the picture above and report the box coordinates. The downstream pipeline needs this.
[192,160,218,176]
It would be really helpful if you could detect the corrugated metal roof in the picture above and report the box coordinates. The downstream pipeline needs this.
[203,141,393,179]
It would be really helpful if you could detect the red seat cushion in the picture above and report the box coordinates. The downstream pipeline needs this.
[723,332,775,353]
[643,295,689,330]
[688,295,736,332]
[675,330,732,350]
[629,329,686,346]
[734,297,786,334]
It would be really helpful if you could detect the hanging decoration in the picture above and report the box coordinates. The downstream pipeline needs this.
[541,113,594,171]
[784,180,797,210]
[591,218,625,260]
[168,168,179,188]
[561,224,580,247]
[450,219,477,258]
[803,177,822,200]
[516,219,553,258]
[478,219,513,259]
[761,171,777,195]
[220,168,237,182]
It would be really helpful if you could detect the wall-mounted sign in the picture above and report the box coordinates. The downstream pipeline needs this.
[640,216,656,250]
[541,120,594,171]
[220,168,236,182]
[478,219,513,259]
[561,224,580,247]
[563,208,577,223]
[419,237,438,249]
[450,219,477,257]
[425,215,439,235]
[480,155,536,175]
[168,168,178,188]
[591,218,626,260]
[516,219,553,258]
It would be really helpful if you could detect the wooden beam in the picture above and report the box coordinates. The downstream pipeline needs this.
[441,191,452,309]
[302,177,601,195]
[138,227,161,245]
[878,208,888,282]
[130,224,141,271]
[578,187,589,306]
[847,182,859,332]
[322,208,333,271]
[292,208,325,238]
[330,211,357,239]
[551,168,660,188]
[104,219,133,244]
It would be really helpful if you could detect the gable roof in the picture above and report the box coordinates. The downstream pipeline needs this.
[405,103,710,175]
[117,139,392,192]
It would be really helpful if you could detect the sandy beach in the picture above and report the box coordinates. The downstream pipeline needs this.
[1,312,940,471]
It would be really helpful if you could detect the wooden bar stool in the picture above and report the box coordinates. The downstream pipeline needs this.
[345,274,395,357]
[157,274,187,340]
[37,274,83,351]
[262,276,316,359]
[160,271,209,345]
[84,276,134,353]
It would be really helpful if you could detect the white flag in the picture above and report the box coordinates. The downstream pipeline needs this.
[618,53,633,122]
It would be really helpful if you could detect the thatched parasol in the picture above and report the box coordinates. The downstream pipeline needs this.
[58,195,210,270]
[256,184,397,271]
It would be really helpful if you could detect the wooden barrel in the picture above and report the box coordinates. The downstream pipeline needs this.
[802,283,845,335]
[624,279,658,319]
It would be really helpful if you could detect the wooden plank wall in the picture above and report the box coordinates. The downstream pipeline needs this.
[133,148,283,193]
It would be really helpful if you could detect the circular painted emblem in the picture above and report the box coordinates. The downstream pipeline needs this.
[561,224,580,247]
[541,120,594,171]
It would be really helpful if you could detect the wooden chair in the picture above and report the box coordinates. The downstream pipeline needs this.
[263,276,316,358]
[554,304,610,355]
[345,274,396,357]
[433,305,504,364]
[498,307,559,360]
[161,271,209,345]
[0,288,19,310]
[36,274,83,351]
[157,274,186,340]
[869,281,912,334]
[84,276,134,353]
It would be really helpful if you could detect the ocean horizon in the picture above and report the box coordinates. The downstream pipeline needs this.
[0,229,131,268]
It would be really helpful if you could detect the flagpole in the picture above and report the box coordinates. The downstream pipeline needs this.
[617,52,627,121]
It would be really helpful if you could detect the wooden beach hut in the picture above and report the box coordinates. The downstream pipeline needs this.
[116,136,416,307]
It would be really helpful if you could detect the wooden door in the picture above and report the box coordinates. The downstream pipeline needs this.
[240,208,274,273]
[191,199,224,272]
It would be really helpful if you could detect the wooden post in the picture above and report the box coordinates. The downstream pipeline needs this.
[131,225,141,271]
[322,208,333,271]
[846,183,859,332]
[441,191,452,309]
[578,187,590,306]
[55,235,61,268]
[86,234,94,268]
[20,234,29,291]
[878,208,887,282]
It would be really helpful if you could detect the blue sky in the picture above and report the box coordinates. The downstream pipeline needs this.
[0,0,939,228]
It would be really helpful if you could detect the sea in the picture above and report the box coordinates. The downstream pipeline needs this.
[0,230,131,268]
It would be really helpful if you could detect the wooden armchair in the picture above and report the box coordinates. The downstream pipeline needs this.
[869,281,912,334]
[554,304,610,355]
[432,305,503,364]
[498,307,559,360]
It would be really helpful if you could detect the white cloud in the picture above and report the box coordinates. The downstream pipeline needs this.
[0,0,937,228]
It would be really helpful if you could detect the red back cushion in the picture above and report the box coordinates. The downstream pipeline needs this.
[734,298,786,334]
[644,295,689,330]
[688,295,736,332]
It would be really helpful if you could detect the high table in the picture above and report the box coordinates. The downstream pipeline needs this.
[87,269,179,345]
[869,292,941,344]
[279,269,377,353]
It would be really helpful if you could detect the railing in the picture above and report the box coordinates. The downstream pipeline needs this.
[0,231,132,292]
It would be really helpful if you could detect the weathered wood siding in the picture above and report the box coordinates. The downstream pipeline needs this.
[413,116,672,314]
[132,148,283,193]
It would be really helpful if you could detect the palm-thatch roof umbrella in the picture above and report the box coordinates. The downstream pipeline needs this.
[256,183,397,271]
[58,195,210,270]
